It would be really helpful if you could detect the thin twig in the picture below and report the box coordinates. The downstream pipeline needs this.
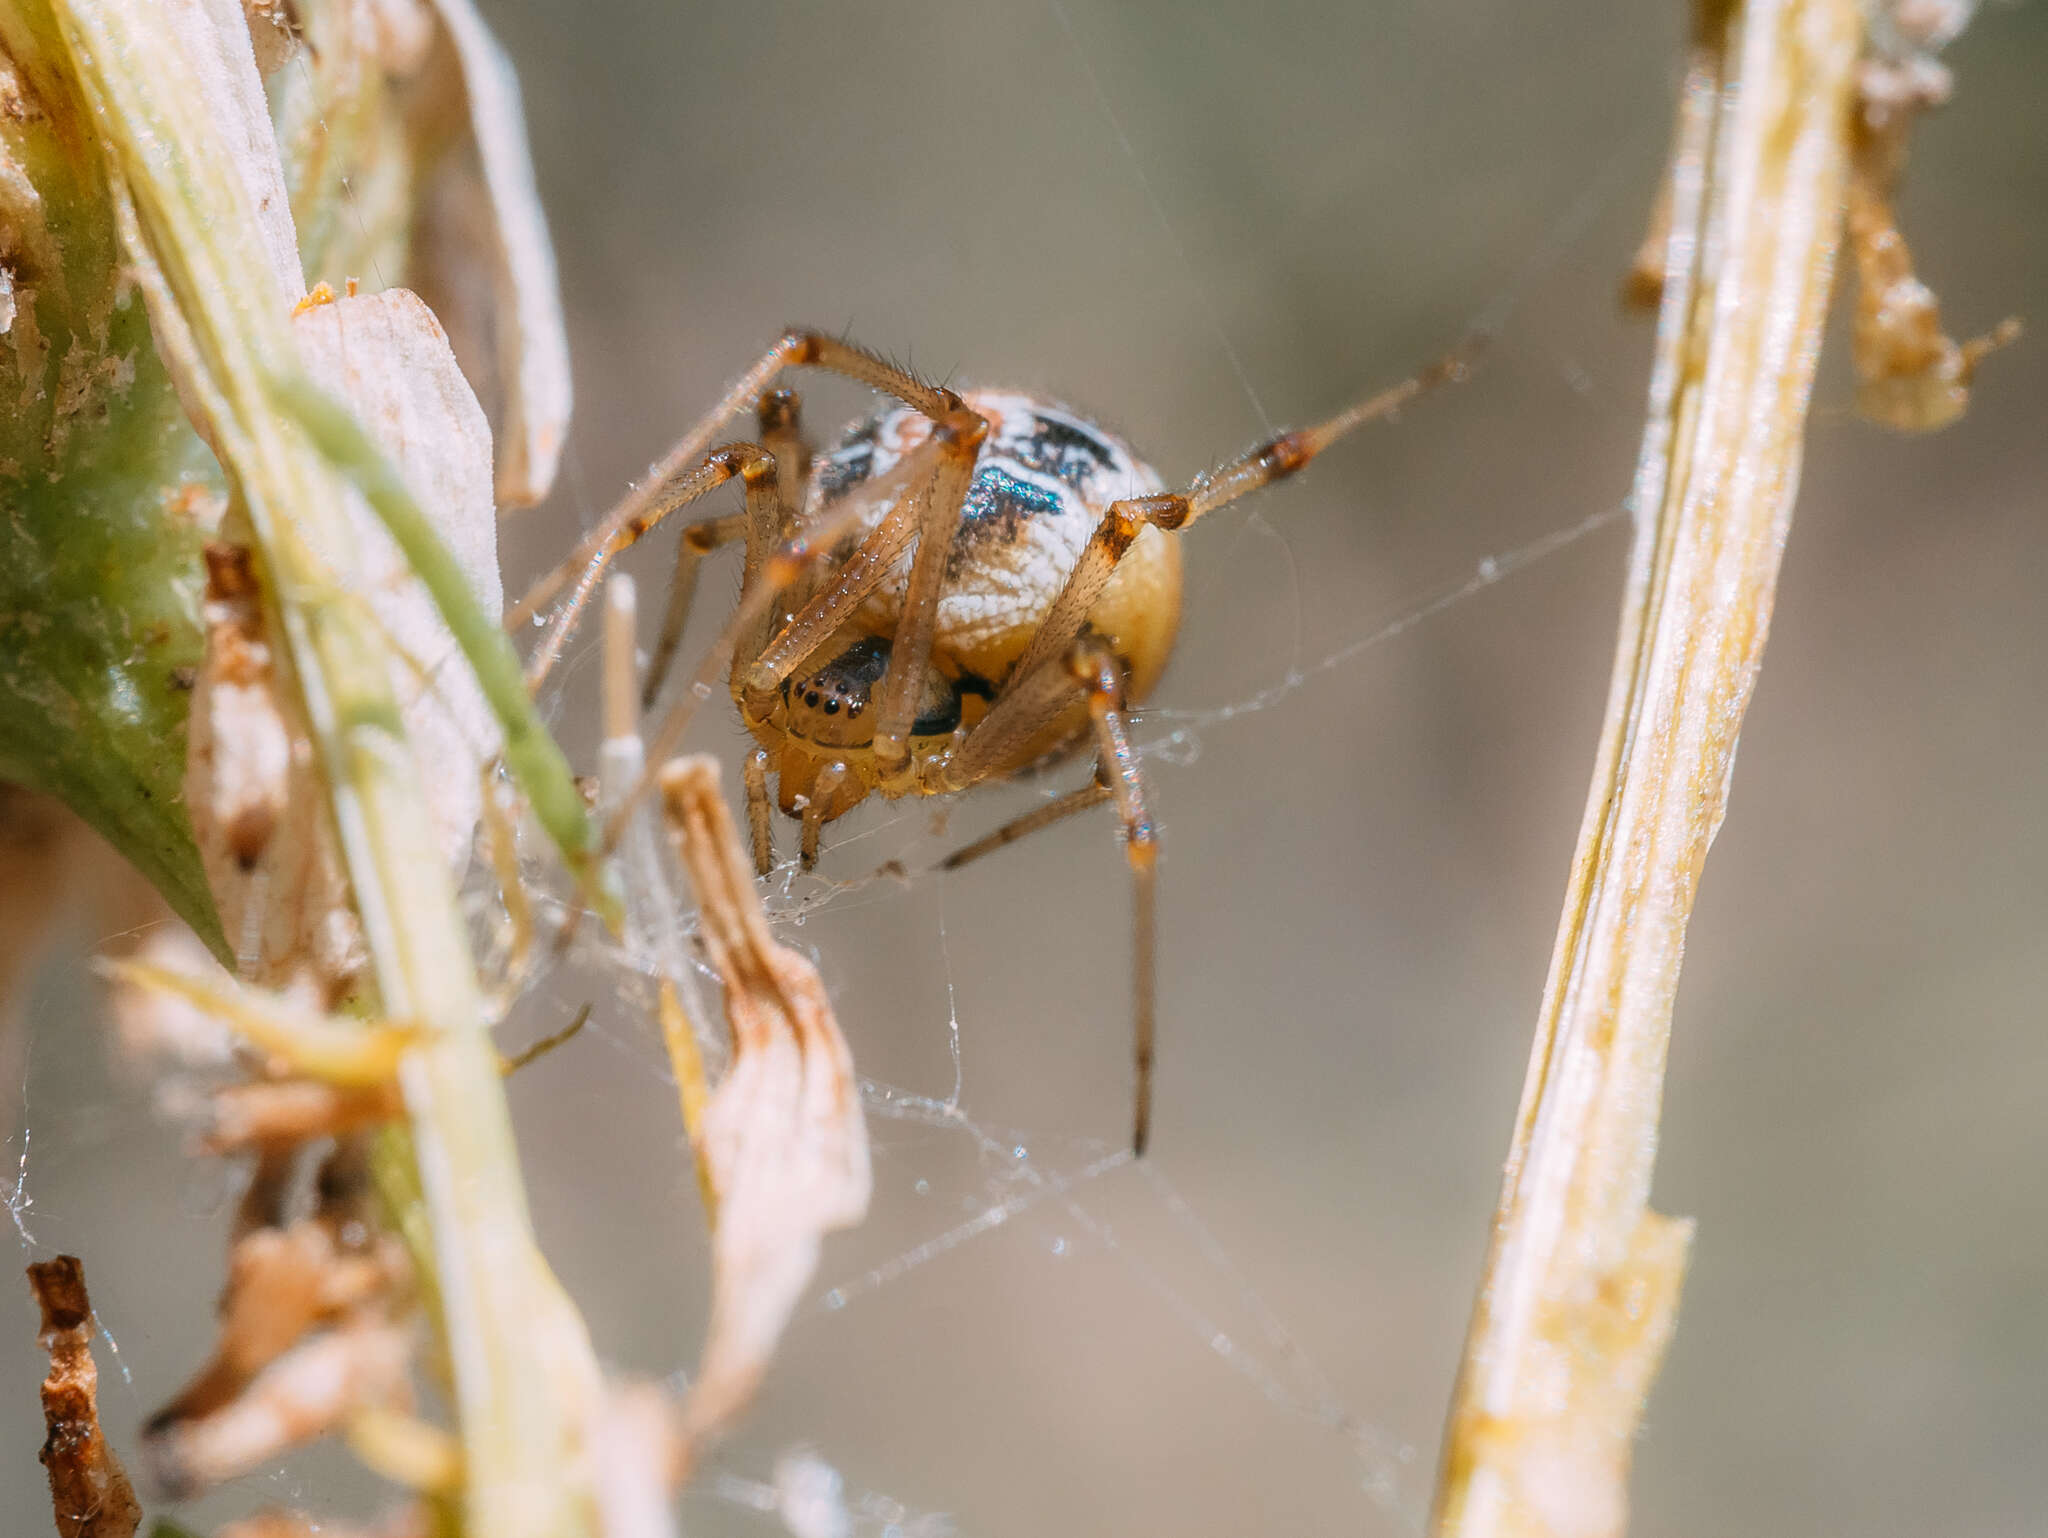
[29,1255,141,1538]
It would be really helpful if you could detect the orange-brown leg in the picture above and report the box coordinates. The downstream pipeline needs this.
[635,394,815,710]
[1002,346,1476,696]
[641,511,746,709]
[867,406,988,783]
[513,329,966,686]
[735,435,953,710]
[755,387,813,521]
[752,386,817,626]
[799,761,851,872]
[1068,640,1159,1156]
[937,779,1112,872]
[744,748,775,875]
[522,443,781,691]
[933,636,1159,1153]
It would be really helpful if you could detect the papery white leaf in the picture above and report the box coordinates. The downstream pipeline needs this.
[292,287,503,873]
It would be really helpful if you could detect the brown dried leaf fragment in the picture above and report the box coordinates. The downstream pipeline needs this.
[1846,147,2019,431]
[241,0,298,76]
[147,1321,414,1497]
[144,1146,413,1498]
[1847,0,2019,431]
[658,756,871,1473]
[185,538,362,1005]
[28,1255,141,1538]
[201,1078,405,1155]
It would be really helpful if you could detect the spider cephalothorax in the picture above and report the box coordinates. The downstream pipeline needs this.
[517,328,1466,1151]
[766,630,992,821]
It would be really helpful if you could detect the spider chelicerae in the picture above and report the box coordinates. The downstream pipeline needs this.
[512,329,1467,1153]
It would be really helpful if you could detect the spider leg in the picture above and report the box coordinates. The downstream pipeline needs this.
[756,388,813,539]
[868,407,988,783]
[1002,345,1477,694]
[927,636,1158,1152]
[936,778,1113,872]
[642,511,747,709]
[522,443,782,691]
[799,761,852,871]
[644,388,820,711]
[744,748,775,875]
[1069,640,1159,1157]
[925,632,1093,793]
[511,330,959,628]
[736,434,954,709]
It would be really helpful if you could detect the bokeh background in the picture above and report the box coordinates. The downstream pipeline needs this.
[7,1,2047,1534]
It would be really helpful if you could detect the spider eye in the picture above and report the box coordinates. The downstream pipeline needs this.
[784,634,965,748]
[786,637,891,746]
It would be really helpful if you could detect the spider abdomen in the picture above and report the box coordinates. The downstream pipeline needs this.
[808,388,1183,704]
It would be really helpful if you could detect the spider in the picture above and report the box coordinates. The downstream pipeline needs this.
[511,330,1466,1154]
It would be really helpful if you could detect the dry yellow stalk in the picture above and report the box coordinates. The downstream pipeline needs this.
[1430,2,1863,1534]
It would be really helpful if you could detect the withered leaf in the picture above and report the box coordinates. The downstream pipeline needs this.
[658,755,870,1469]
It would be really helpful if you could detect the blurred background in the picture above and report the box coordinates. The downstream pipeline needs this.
[7,1,2047,1534]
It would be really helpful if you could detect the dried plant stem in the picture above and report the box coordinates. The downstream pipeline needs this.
[51,4,597,1534]
[1429,2,1862,1534]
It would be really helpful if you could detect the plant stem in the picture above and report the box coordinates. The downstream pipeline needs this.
[51,4,598,1533]
[1429,2,1862,1533]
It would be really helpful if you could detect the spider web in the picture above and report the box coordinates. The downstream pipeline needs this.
[512,420,1633,1538]
[556,17,1654,1528]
